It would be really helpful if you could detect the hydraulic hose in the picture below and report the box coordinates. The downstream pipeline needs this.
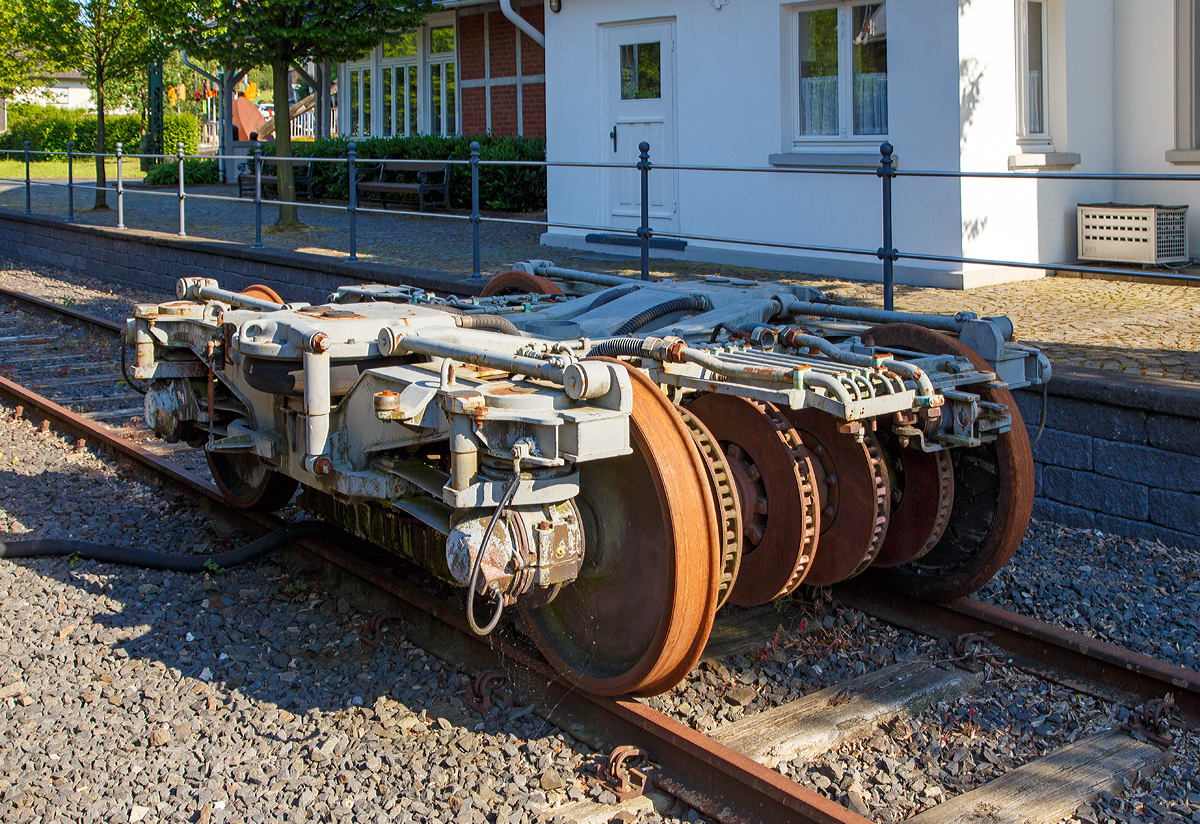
[614,294,709,335]
[585,338,648,358]
[584,284,642,313]
[0,521,344,572]
[453,314,523,336]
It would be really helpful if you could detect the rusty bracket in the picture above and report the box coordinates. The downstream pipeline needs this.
[361,611,407,644]
[598,745,653,802]
[1122,694,1188,748]
[953,632,994,673]
[465,669,512,715]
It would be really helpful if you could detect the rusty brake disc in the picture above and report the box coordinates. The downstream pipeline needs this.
[872,433,955,568]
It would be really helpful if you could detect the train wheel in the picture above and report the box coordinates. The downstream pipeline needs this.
[871,436,954,567]
[863,323,1035,601]
[239,284,286,304]
[687,394,820,606]
[479,270,565,298]
[675,405,743,611]
[206,450,299,511]
[783,409,891,586]
[519,362,720,696]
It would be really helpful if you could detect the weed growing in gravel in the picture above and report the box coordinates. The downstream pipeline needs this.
[203,559,225,574]
[60,296,76,308]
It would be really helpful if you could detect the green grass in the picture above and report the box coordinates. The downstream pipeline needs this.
[0,157,145,182]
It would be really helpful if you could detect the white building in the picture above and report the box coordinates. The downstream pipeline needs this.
[539,0,1200,288]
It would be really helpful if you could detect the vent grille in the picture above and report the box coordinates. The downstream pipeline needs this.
[1078,203,1189,265]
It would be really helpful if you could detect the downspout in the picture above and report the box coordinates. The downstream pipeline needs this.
[499,0,544,48]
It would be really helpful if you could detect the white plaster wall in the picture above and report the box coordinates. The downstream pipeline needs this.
[545,0,970,285]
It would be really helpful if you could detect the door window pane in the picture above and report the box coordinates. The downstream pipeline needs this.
[620,42,661,100]
[430,64,442,134]
[852,3,887,135]
[383,31,418,58]
[408,66,418,136]
[1026,1,1044,133]
[431,25,455,54]
[349,69,360,136]
[798,9,838,135]
[383,68,393,136]
[446,63,456,134]
[362,70,371,136]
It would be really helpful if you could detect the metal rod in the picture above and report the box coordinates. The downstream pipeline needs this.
[115,143,125,229]
[253,139,263,249]
[23,141,30,214]
[66,141,74,222]
[470,141,481,278]
[785,299,966,332]
[177,142,186,237]
[878,143,897,311]
[348,142,357,261]
[638,141,651,281]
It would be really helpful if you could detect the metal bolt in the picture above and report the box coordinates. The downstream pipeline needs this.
[310,332,331,353]
[312,456,333,476]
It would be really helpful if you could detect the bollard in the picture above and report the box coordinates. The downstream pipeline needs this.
[470,141,481,279]
[877,142,898,312]
[24,140,31,214]
[348,142,358,261]
[66,141,74,221]
[177,141,186,237]
[637,141,652,282]
[253,138,263,248]
[116,143,125,229]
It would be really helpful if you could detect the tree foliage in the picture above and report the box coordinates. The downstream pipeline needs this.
[0,0,57,96]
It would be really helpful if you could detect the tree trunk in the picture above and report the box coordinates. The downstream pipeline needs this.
[272,59,298,227]
[94,74,107,209]
[313,62,324,141]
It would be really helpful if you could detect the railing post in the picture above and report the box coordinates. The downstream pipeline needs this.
[66,141,74,222]
[177,141,186,237]
[115,143,125,229]
[470,141,481,279]
[253,138,263,249]
[876,142,898,312]
[637,141,651,282]
[347,142,358,261]
[23,140,31,214]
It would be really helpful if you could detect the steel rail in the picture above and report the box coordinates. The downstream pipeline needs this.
[0,284,124,333]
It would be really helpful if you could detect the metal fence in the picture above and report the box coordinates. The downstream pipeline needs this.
[4,137,1200,310]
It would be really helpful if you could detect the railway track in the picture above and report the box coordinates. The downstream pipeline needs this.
[0,283,1195,824]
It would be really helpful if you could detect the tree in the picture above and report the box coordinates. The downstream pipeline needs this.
[21,0,162,208]
[164,0,434,227]
[0,0,59,104]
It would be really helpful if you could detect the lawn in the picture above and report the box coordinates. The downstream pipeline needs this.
[0,157,145,182]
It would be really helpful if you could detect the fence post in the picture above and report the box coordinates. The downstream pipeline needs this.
[253,138,264,249]
[876,142,898,312]
[470,141,481,279]
[347,142,358,261]
[637,141,651,282]
[177,141,186,237]
[66,141,74,222]
[23,140,31,214]
[115,143,125,229]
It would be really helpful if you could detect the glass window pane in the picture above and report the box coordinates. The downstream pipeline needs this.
[852,3,887,135]
[383,68,393,136]
[431,25,455,54]
[363,70,371,136]
[383,31,418,58]
[350,70,360,136]
[408,66,418,135]
[431,64,442,135]
[620,42,661,100]
[446,63,456,135]
[798,9,838,136]
[1026,1,1044,133]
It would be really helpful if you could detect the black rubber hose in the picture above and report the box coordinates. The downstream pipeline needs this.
[454,314,523,336]
[584,284,641,313]
[613,295,708,336]
[422,302,467,316]
[0,521,343,572]
[585,338,647,358]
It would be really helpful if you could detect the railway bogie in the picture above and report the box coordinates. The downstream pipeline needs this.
[125,265,1049,696]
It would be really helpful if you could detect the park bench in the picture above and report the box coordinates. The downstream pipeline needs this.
[236,159,315,200]
[355,158,452,212]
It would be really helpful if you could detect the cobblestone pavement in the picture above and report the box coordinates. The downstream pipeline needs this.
[2,181,1199,383]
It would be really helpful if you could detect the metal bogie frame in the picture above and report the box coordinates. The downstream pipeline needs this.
[127,265,1049,695]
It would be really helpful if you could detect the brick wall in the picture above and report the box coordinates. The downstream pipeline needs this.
[455,2,545,138]
[1014,366,1200,550]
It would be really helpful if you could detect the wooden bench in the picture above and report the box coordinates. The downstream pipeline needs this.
[236,159,315,200]
[355,158,452,212]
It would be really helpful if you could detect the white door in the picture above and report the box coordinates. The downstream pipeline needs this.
[603,21,676,233]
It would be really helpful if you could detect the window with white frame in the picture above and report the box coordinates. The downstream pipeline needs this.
[794,1,887,142]
[381,31,419,137]
[428,25,457,137]
[1016,0,1048,140]
[1175,0,1200,150]
[346,60,372,137]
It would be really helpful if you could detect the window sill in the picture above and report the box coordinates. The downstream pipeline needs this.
[1165,149,1200,165]
[1008,152,1081,170]
[769,151,891,169]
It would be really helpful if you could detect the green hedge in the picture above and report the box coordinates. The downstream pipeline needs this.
[0,105,200,158]
[144,157,220,185]
[260,134,546,212]
[163,113,200,156]
[74,115,143,154]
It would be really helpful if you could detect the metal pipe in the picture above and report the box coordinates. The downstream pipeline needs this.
[781,298,976,335]
[638,141,651,281]
[498,0,545,47]
[677,348,855,406]
[779,329,937,400]
[383,332,567,385]
[470,141,481,278]
[527,262,639,288]
[253,139,263,248]
[348,142,358,261]
[877,143,897,311]
[181,281,286,312]
[66,141,74,221]
[23,141,30,214]
[303,348,331,472]
[115,143,125,229]
[177,142,186,237]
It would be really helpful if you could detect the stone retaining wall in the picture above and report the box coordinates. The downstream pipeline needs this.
[0,211,476,305]
[1014,366,1200,551]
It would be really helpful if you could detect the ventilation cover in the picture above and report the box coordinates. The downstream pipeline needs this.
[1078,203,1189,265]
